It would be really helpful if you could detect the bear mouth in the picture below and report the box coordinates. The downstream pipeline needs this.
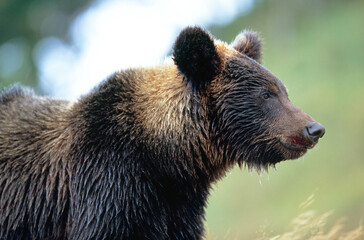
[281,135,316,150]
[280,135,317,160]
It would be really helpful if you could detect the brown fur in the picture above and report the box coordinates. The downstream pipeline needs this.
[231,30,263,63]
[0,87,72,239]
[0,27,324,240]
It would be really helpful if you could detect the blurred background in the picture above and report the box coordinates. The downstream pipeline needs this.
[1,0,363,239]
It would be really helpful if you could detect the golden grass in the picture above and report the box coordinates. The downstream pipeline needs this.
[205,194,363,240]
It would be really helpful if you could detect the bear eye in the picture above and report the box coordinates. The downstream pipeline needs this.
[261,92,271,100]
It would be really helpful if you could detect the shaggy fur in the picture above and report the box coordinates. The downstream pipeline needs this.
[0,27,324,240]
[231,30,263,63]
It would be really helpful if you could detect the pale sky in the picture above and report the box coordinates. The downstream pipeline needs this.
[34,0,254,100]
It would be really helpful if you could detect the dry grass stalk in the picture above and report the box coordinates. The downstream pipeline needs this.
[205,194,363,240]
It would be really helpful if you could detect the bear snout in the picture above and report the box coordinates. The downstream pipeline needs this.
[280,120,325,156]
[304,121,325,143]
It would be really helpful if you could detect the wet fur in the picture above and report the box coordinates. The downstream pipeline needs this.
[0,86,71,239]
[1,27,316,239]
[0,69,214,239]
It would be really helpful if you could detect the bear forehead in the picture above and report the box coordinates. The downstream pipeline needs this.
[215,40,237,60]
[225,53,288,96]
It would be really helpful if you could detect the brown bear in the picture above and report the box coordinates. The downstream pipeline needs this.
[0,26,325,240]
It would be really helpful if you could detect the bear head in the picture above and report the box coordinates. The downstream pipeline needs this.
[172,26,325,171]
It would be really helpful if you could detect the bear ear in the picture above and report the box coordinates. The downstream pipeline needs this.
[172,26,221,92]
[231,30,262,63]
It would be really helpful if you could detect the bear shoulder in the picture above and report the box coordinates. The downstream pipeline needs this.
[0,85,34,105]
[0,85,71,130]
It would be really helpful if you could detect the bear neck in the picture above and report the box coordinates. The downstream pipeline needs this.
[133,64,233,183]
[70,62,231,187]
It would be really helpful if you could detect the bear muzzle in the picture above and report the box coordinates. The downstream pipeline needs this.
[280,121,325,154]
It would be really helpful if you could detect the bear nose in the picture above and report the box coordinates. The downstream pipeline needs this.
[305,121,325,142]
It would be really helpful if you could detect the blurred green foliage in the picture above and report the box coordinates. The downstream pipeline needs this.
[0,0,93,91]
[207,0,364,239]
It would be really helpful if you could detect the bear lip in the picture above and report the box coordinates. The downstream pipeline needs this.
[280,135,316,151]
